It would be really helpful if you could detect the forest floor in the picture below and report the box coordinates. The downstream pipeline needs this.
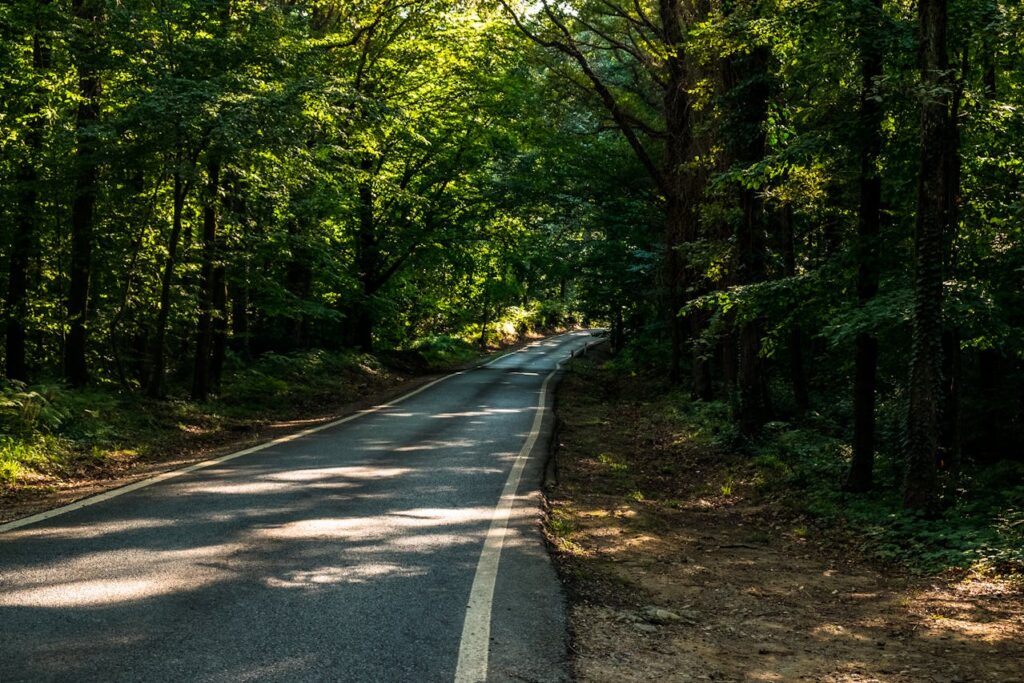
[0,335,541,525]
[549,347,1023,683]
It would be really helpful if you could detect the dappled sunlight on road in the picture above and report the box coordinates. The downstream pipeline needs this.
[265,466,414,482]
[259,506,496,542]
[395,439,478,452]
[0,541,248,607]
[264,563,428,588]
[0,331,601,681]
[1,516,180,540]
[430,406,530,419]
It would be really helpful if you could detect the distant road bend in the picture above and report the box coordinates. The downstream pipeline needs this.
[0,331,601,682]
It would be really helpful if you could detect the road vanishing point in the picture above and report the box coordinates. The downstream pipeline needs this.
[0,331,600,682]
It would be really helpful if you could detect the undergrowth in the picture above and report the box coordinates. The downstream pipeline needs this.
[671,393,1024,581]
[0,317,572,491]
[409,335,478,368]
[0,347,428,489]
[591,347,1024,583]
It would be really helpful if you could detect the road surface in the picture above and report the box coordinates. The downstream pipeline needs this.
[0,331,600,682]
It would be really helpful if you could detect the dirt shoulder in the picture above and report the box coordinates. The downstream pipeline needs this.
[547,349,1023,683]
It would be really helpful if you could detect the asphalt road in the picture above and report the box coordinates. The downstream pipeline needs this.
[0,331,600,683]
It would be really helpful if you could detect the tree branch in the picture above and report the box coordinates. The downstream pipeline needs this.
[498,0,668,196]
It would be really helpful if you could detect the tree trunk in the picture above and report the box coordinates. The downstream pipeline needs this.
[720,323,738,394]
[904,0,951,513]
[353,156,377,353]
[939,49,966,472]
[6,12,50,381]
[691,311,713,400]
[847,0,885,493]
[148,170,188,397]
[611,308,625,354]
[659,0,703,387]
[478,300,491,350]
[192,158,220,401]
[940,329,961,470]
[778,204,809,411]
[724,39,773,434]
[7,160,36,382]
[229,268,251,361]
[980,4,997,97]
[285,219,313,349]
[209,267,228,393]
[64,0,103,387]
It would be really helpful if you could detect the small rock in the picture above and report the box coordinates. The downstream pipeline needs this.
[634,623,659,633]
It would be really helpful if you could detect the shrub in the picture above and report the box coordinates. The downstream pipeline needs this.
[0,382,69,435]
[410,335,478,368]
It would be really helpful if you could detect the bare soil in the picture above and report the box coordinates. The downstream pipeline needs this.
[548,349,1023,683]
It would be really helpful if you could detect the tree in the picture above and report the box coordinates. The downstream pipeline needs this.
[846,0,887,492]
[499,0,700,383]
[904,0,952,512]
[64,0,104,386]
[5,0,52,382]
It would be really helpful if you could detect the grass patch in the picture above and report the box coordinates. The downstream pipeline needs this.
[597,452,629,476]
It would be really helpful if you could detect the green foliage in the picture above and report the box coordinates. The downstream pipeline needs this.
[0,348,413,487]
[410,335,478,369]
[605,332,675,374]
[597,452,630,476]
[0,0,1021,586]
[0,382,69,435]
[219,350,382,411]
[0,1,582,393]
[750,421,1024,578]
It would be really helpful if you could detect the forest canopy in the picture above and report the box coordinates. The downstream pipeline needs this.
[1,0,1023,520]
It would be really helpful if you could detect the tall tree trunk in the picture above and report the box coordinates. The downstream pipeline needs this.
[611,308,625,354]
[64,0,103,387]
[6,14,50,382]
[724,36,773,434]
[229,267,251,361]
[691,310,713,400]
[660,0,703,388]
[720,322,738,394]
[980,3,997,96]
[192,158,220,401]
[285,219,313,349]
[478,294,491,350]
[939,49,966,472]
[209,267,228,393]
[847,0,886,492]
[904,0,951,513]
[779,205,809,411]
[148,169,188,397]
[7,159,36,381]
[353,156,377,352]
[107,170,149,390]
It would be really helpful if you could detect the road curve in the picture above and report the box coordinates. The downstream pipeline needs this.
[0,331,599,682]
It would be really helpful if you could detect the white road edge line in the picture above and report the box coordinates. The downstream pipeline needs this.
[0,332,572,535]
[454,352,570,683]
